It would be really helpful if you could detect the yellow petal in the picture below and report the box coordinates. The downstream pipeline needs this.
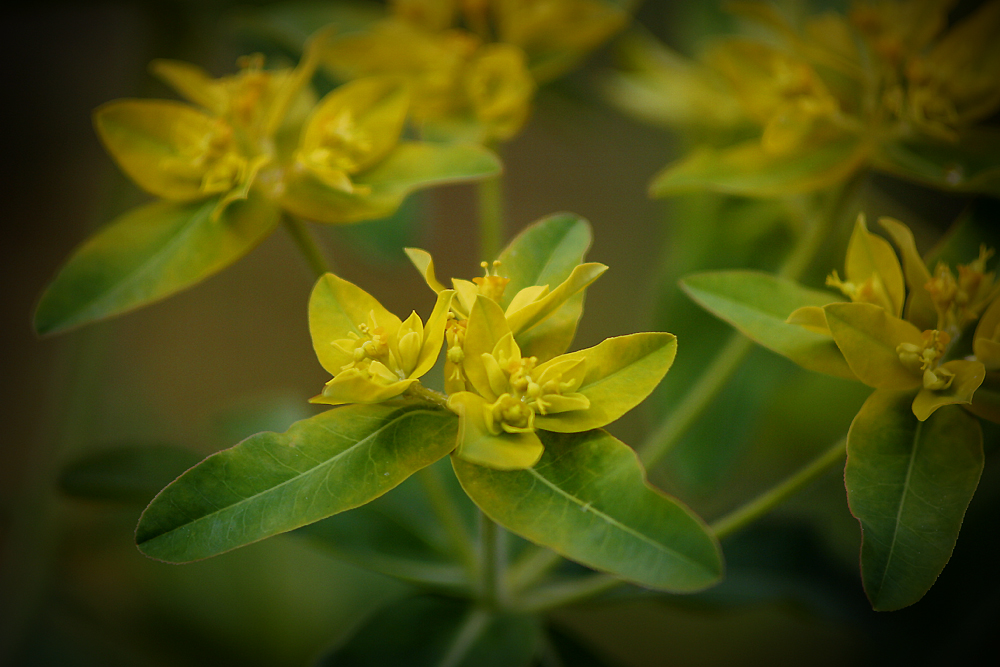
[404,247,448,294]
[310,369,415,405]
[463,295,514,400]
[149,59,228,114]
[413,289,456,379]
[506,262,607,337]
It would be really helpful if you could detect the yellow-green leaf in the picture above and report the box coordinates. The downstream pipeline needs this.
[534,333,677,433]
[136,401,459,562]
[413,289,456,379]
[495,212,594,361]
[844,215,905,317]
[311,371,416,406]
[785,305,830,334]
[878,217,937,330]
[95,100,225,201]
[452,429,724,592]
[308,273,402,377]
[824,302,923,390]
[34,195,280,335]
[506,262,607,339]
[650,135,867,198]
[871,130,1000,197]
[964,371,1000,424]
[911,359,987,421]
[448,392,544,470]
[280,141,501,224]
[404,247,448,294]
[846,390,983,610]
[680,271,855,379]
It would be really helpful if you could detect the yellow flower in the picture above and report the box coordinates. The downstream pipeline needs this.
[309,273,455,405]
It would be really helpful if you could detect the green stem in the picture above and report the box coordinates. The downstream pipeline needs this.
[439,608,491,667]
[710,437,847,540]
[283,214,333,278]
[416,465,478,582]
[639,177,862,468]
[478,512,503,607]
[507,547,564,594]
[477,174,503,262]
[405,383,450,409]
[515,573,621,613]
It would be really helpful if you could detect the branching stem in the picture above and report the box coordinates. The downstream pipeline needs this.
[283,214,333,278]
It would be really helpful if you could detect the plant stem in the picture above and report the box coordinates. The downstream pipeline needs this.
[710,437,847,540]
[507,547,564,594]
[416,465,478,582]
[405,383,450,409]
[639,178,860,468]
[477,174,503,262]
[283,214,333,278]
[478,512,504,607]
[439,608,491,667]
[515,573,622,613]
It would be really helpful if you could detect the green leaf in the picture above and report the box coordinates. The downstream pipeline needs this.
[534,332,677,433]
[680,271,856,379]
[871,130,1000,196]
[845,390,984,611]
[911,359,986,421]
[315,595,540,667]
[650,136,867,198]
[35,194,279,335]
[452,429,723,592]
[497,213,594,361]
[497,212,593,306]
[59,444,201,504]
[135,401,457,563]
[824,302,923,390]
[280,141,501,224]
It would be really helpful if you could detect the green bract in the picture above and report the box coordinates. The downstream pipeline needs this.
[683,213,996,609]
[134,212,722,596]
[34,35,500,335]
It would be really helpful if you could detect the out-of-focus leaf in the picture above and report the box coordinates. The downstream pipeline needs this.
[845,390,984,611]
[872,130,1000,196]
[452,429,723,592]
[650,136,866,198]
[136,401,457,563]
[315,595,540,667]
[680,271,855,379]
[34,194,279,335]
[233,1,384,55]
[59,444,201,504]
[280,142,500,224]
[541,624,622,667]
[297,471,470,589]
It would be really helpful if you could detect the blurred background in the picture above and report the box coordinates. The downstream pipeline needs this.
[3,1,999,665]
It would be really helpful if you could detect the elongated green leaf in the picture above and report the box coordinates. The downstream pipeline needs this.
[680,271,855,379]
[872,130,1000,196]
[280,141,500,224]
[315,595,540,667]
[845,390,984,611]
[136,401,458,563]
[35,194,279,335]
[534,332,677,433]
[650,136,867,197]
[59,444,201,504]
[453,429,723,592]
[497,213,595,361]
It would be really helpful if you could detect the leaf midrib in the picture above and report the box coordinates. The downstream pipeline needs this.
[525,465,713,578]
[873,419,923,600]
[139,408,440,547]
